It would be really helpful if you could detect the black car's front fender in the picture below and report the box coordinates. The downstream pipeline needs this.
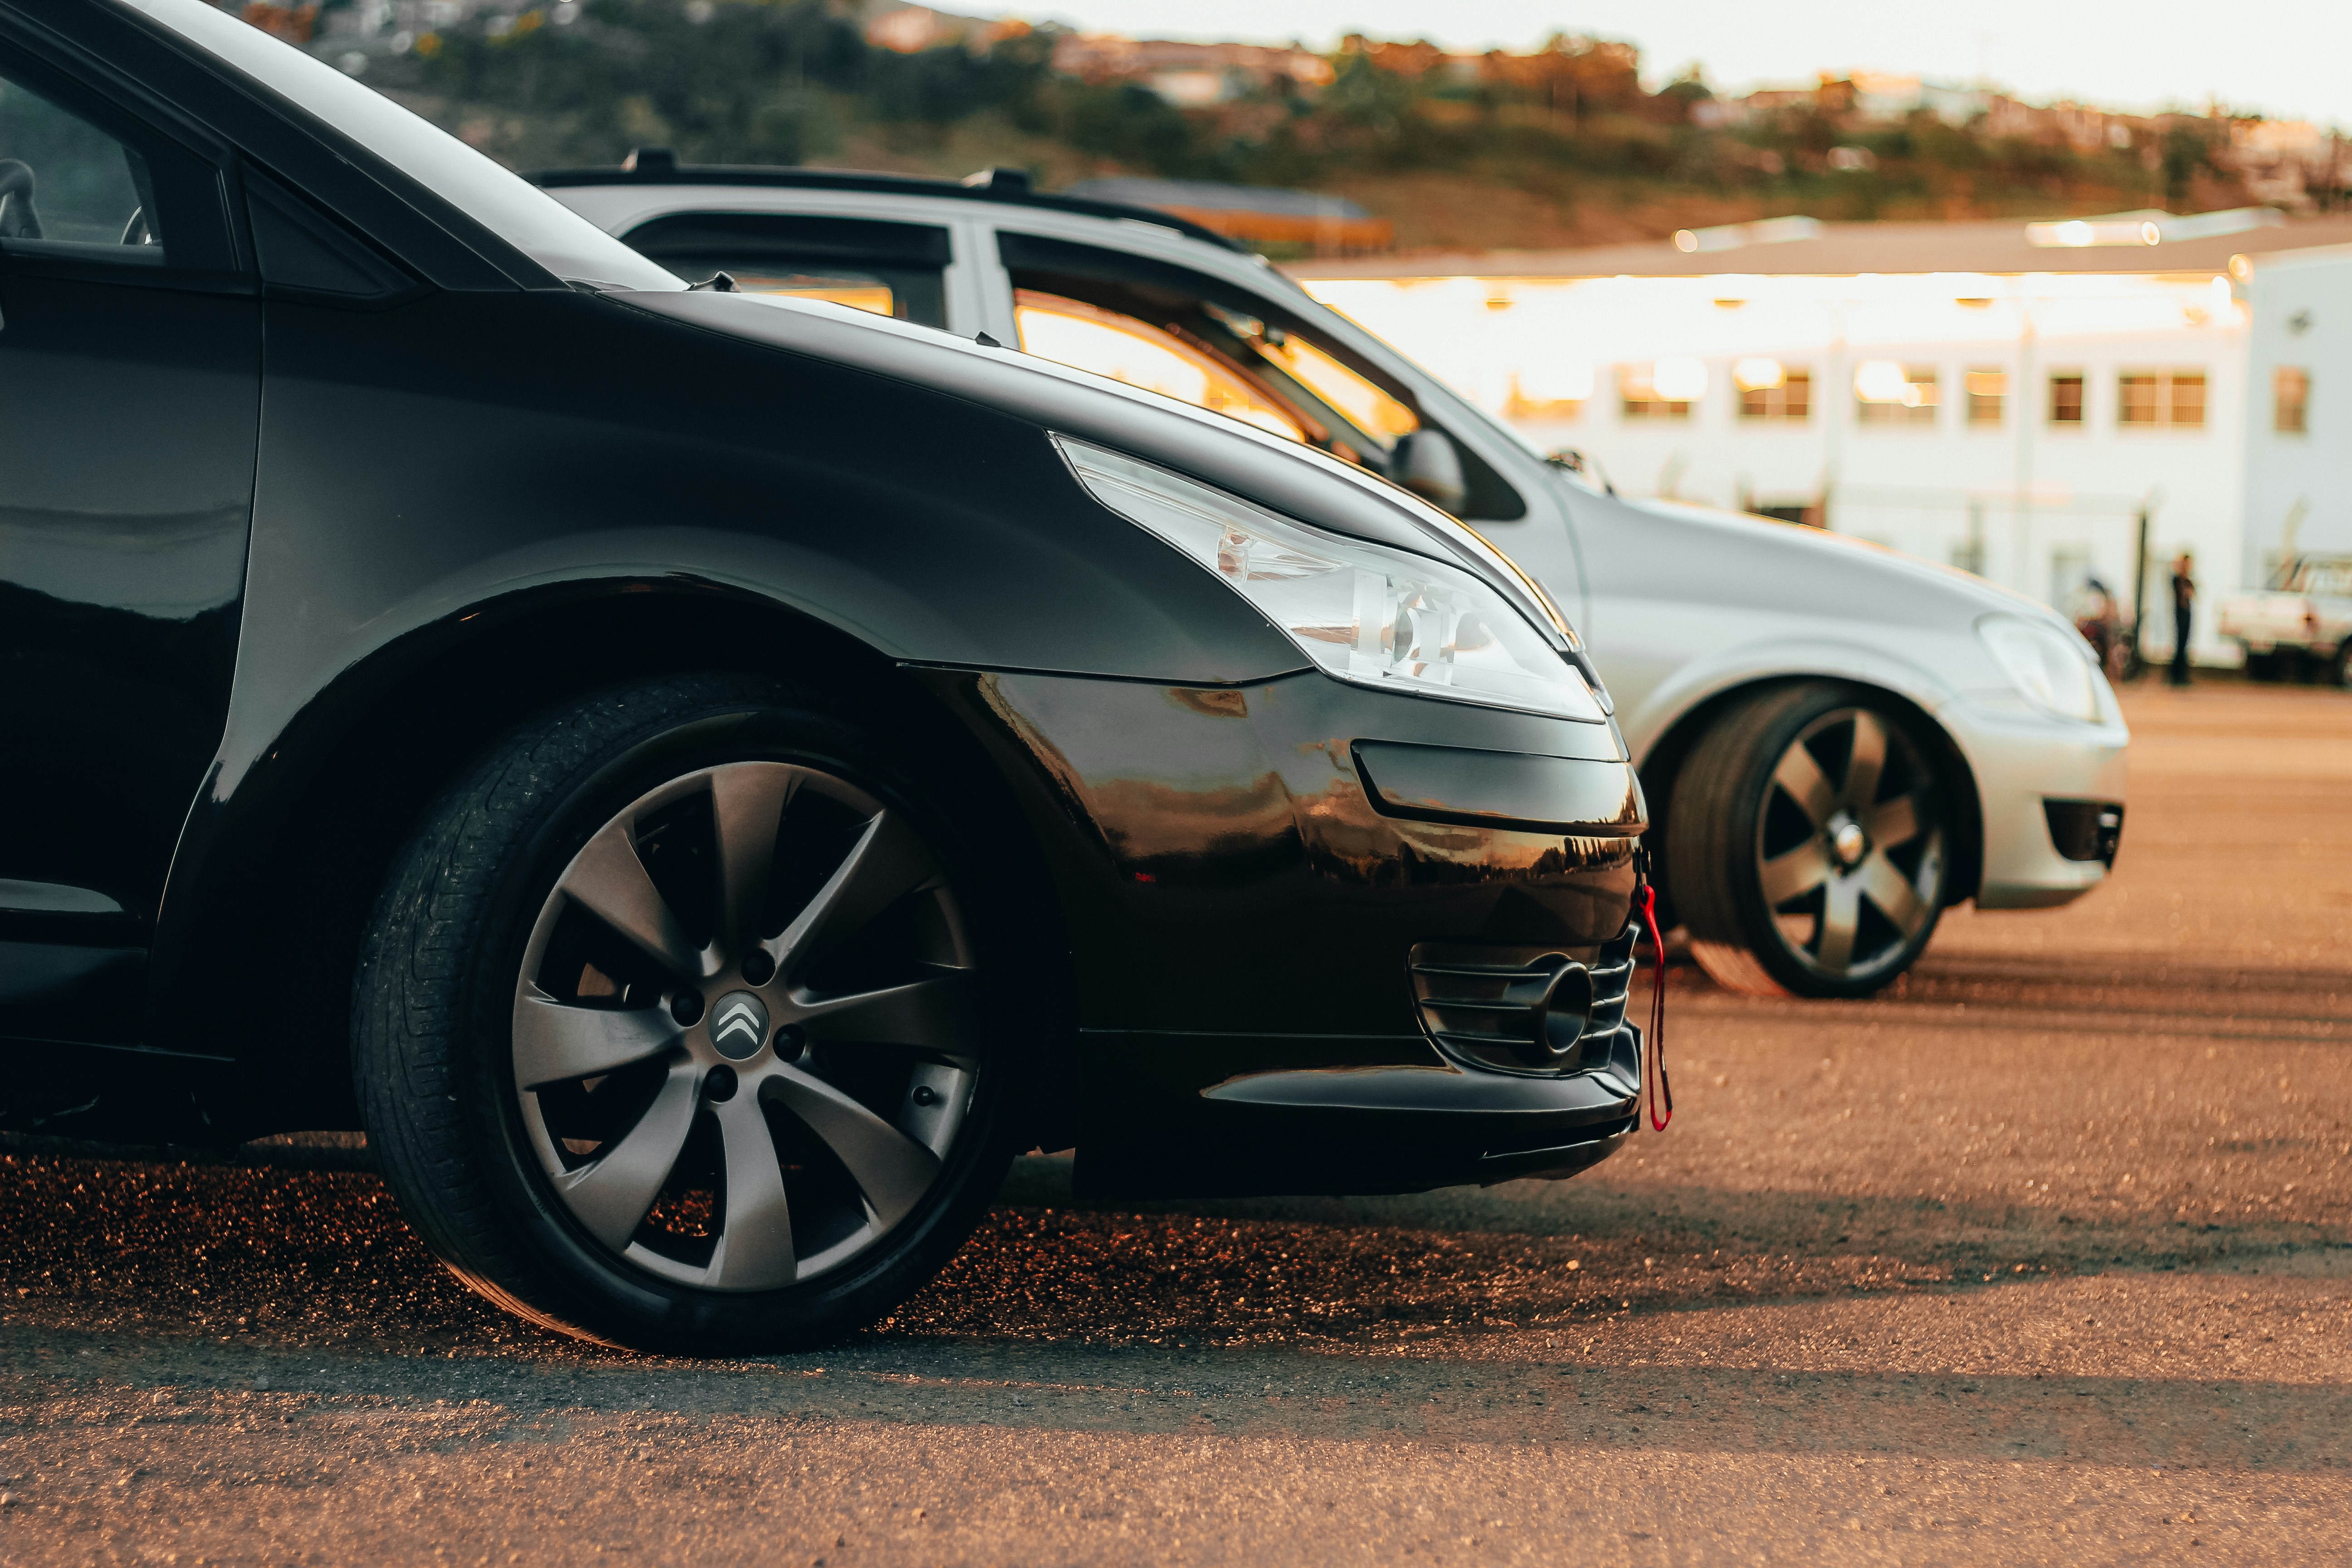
[151,285,1298,1104]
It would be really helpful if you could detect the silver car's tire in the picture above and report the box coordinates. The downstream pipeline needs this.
[1669,684,1950,999]
[353,674,1016,1353]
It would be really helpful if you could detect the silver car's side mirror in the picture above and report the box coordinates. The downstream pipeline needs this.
[1546,447,1616,495]
[1392,429,1467,515]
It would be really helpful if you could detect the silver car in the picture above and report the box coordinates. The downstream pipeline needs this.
[537,157,2129,998]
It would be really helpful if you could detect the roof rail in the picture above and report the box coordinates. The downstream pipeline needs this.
[529,156,1244,252]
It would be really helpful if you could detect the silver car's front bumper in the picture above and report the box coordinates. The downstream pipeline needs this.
[1941,701,2129,909]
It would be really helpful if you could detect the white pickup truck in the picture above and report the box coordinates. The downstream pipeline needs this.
[2219,557,2352,685]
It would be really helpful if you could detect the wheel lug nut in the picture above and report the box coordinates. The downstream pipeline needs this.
[670,991,704,1026]
[704,1064,737,1103]
[911,1085,939,1107]
[774,1024,805,1058]
[741,950,775,985]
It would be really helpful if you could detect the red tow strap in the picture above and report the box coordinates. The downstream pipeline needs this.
[1632,883,1672,1132]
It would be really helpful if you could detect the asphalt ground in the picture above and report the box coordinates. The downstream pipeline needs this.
[3,681,2347,1565]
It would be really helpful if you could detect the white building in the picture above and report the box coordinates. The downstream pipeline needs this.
[2242,243,2352,579]
[1293,210,2352,663]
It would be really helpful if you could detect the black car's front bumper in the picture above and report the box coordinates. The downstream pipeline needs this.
[921,665,1647,1198]
[1083,1017,1644,1197]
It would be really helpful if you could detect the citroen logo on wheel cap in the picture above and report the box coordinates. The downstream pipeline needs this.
[708,991,770,1061]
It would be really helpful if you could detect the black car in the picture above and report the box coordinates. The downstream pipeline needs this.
[0,0,1651,1352]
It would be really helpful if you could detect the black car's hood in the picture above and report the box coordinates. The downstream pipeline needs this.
[618,290,1577,652]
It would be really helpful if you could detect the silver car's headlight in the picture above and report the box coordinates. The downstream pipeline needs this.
[1059,437,1606,723]
[1977,613,2102,721]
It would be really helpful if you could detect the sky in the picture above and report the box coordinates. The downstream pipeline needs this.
[1013,1,2352,128]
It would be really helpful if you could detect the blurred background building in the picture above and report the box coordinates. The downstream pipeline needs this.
[1292,212,2352,661]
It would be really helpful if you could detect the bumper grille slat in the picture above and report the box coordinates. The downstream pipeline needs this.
[1420,998,1541,1015]
[1408,920,1643,1076]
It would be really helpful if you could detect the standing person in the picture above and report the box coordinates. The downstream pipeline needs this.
[2169,551,2196,687]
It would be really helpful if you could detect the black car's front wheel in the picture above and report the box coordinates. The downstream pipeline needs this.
[353,674,1015,1352]
[1669,683,1950,999]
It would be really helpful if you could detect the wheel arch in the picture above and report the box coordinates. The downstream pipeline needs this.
[154,577,1071,1142]
[1635,674,1984,926]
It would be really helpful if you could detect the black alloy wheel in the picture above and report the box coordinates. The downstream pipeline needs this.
[353,674,1014,1352]
[1669,683,1950,999]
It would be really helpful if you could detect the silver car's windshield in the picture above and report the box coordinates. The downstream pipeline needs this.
[130,0,682,291]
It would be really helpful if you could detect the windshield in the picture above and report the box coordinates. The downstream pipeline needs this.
[995,232,1528,521]
[2288,559,2352,597]
[1278,280,1571,472]
[130,0,681,291]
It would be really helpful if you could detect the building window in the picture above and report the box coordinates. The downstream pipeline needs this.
[2117,373,2159,425]
[1737,362,1810,421]
[2170,372,2206,427]
[2276,367,2310,433]
[2049,545,2092,609]
[1507,392,1585,420]
[1855,361,1938,426]
[2048,373,2086,425]
[2118,369,2207,429]
[1619,362,1696,420]
[1504,363,1592,421]
[1965,368,2006,426]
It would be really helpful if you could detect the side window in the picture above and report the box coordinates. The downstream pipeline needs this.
[0,69,161,259]
[620,212,949,328]
[997,230,1524,521]
[0,53,233,280]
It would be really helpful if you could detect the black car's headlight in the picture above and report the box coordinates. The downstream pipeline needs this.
[1058,437,1607,724]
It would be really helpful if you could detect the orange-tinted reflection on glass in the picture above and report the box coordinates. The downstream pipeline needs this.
[1014,290,1305,442]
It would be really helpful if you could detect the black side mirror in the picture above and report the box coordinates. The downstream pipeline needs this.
[1393,429,1466,515]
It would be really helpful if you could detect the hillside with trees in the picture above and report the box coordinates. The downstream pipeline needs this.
[331,0,2325,254]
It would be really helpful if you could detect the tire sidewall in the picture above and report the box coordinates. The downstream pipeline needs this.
[384,681,1020,1352]
[1684,683,1949,1000]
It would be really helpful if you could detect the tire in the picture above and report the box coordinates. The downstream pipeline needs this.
[352,673,1018,1353]
[2243,649,2282,682]
[2334,642,2352,689]
[1668,684,1951,999]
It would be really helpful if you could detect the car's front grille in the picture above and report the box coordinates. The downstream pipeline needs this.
[1409,921,1639,1075]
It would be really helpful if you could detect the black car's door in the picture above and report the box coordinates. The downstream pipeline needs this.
[0,42,257,1044]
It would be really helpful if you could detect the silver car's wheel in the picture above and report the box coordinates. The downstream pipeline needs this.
[1747,707,1945,985]
[514,761,977,1293]
[1670,684,1950,998]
